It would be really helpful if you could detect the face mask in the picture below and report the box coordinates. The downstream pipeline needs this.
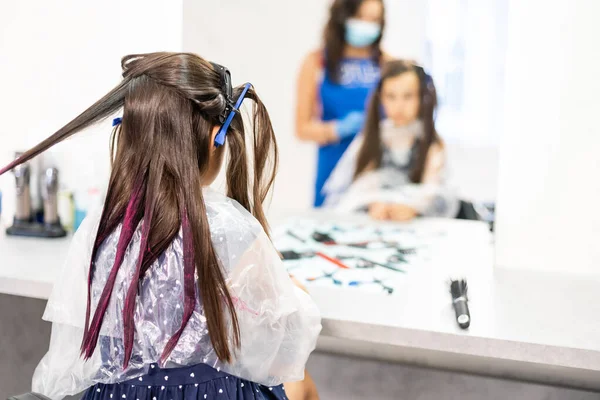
[344,18,382,48]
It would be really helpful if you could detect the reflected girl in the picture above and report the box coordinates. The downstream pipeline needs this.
[324,60,458,221]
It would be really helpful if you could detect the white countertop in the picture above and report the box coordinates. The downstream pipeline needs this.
[0,222,71,299]
[269,212,600,389]
[1,213,600,390]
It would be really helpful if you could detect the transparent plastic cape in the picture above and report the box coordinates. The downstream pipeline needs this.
[323,120,459,218]
[33,189,322,400]
[326,168,459,217]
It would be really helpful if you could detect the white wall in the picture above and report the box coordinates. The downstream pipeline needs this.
[182,0,428,215]
[495,0,600,275]
[0,0,183,222]
[0,0,118,220]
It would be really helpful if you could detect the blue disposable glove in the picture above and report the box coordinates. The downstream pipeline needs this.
[335,111,365,139]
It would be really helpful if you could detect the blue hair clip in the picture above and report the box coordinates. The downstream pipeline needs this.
[214,83,252,147]
[112,117,122,127]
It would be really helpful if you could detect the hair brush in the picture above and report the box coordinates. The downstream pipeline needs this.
[450,279,470,329]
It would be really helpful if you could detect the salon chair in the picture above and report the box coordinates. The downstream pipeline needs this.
[456,200,479,220]
[456,200,495,231]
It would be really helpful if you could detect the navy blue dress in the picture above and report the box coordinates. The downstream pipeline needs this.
[83,363,287,400]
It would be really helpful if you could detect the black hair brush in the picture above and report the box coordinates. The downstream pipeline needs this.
[450,279,470,329]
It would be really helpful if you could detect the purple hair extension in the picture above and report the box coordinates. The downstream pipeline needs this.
[81,181,144,359]
[0,159,19,176]
[121,192,155,369]
[159,206,197,365]
[82,214,114,351]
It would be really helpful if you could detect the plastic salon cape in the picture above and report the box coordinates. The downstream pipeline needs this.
[322,120,459,218]
[33,189,322,400]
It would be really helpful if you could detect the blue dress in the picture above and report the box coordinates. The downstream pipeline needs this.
[315,57,380,207]
[83,363,287,400]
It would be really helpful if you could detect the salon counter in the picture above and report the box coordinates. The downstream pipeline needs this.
[0,224,71,299]
[1,214,600,391]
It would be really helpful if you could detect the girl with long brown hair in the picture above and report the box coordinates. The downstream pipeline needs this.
[0,52,321,400]
[296,0,389,207]
[323,60,458,220]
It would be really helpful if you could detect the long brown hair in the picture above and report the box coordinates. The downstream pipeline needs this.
[323,0,385,83]
[355,60,439,182]
[0,52,278,367]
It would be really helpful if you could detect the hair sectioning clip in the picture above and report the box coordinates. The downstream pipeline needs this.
[210,62,252,147]
[413,64,432,84]
[210,62,233,123]
[413,64,435,106]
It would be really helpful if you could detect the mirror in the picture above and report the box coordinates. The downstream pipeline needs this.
[183,0,501,289]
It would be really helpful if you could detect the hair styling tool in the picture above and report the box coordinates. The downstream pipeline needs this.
[450,279,470,329]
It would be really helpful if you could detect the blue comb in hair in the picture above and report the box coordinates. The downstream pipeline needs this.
[214,83,252,147]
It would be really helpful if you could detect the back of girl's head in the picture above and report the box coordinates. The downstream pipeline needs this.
[107,53,277,239]
[355,59,439,182]
[0,51,278,368]
[323,0,386,82]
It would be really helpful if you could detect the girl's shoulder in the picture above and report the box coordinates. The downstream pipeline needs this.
[203,189,268,271]
[381,51,395,63]
[430,136,446,153]
[203,188,264,248]
[424,137,447,170]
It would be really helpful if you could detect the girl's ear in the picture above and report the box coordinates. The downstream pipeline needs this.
[210,125,221,152]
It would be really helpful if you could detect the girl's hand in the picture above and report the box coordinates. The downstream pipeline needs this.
[369,202,390,220]
[388,204,418,221]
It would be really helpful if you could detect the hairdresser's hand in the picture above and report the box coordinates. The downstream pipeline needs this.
[388,204,419,221]
[335,111,365,140]
[369,202,390,220]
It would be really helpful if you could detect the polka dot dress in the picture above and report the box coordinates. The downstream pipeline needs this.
[83,364,287,400]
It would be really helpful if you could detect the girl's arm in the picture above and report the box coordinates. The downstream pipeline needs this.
[421,141,446,184]
[226,230,322,386]
[284,372,320,400]
[295,51,338,145]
